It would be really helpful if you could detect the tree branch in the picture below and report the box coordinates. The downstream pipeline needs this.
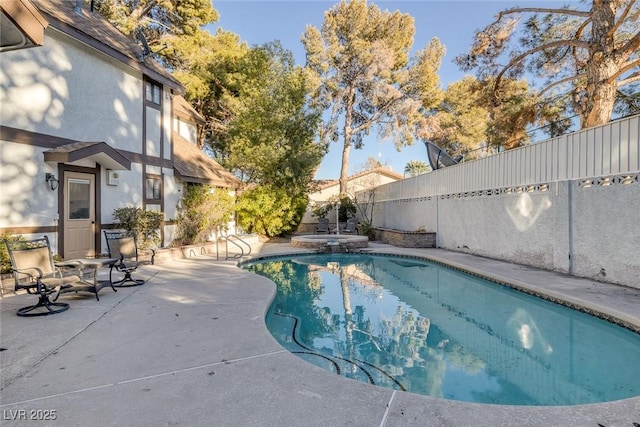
[618,71,640,86]
[607,57,640,84]
[615,30,640,64]
[572,18,591,69]
[131,1,157,24]
[494,7,590,23]
[608,0,637,37]
[538,74,585,97]
[494,40,591,96]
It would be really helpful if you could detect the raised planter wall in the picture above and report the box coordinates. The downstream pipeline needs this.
[374,228,436,248]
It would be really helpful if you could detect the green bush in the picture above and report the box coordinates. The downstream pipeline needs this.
[357,222,376,240]
[173,184,235,246]
[112,207,164,249]
[236,185,307,237]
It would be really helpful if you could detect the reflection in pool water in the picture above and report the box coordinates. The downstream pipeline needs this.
[242,254,640,406]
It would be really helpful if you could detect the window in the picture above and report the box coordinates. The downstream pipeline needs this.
[145,81,161,105]
[145,175,161,201]
[68,178,90,219]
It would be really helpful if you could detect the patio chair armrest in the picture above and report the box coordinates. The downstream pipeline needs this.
[12,267,56,294]
[12,266,44,280]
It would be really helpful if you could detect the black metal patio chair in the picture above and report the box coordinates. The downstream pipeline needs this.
[4,236,106,316]
[104,230,154,287]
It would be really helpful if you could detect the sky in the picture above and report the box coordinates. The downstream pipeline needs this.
[208,0,572,180]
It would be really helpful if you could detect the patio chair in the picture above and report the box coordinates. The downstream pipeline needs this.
[315,218,330,234]
[341,218,358,234]
[4,236,104,316]
[104,230,153,287]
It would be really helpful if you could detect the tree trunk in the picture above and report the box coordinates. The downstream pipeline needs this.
[583,72,617,128]
[340,134,351,196]
[581,0,617,128]
[340,87,356,195]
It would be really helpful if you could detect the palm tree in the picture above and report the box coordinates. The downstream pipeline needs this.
[404,160,431,177]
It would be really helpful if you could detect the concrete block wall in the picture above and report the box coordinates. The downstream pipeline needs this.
[363,176,640,288]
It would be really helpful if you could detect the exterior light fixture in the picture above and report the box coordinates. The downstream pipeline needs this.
[45,173,59,191]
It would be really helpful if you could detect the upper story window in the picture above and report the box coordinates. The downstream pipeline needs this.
[145,80,161,105]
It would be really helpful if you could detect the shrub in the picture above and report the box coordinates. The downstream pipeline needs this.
[173,184,235,246]
[236,185,307,237]
[112,207,164,249]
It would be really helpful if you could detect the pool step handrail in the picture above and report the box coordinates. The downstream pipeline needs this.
[216,234,252,260]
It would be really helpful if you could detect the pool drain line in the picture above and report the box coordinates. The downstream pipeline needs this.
[275,312,382,386]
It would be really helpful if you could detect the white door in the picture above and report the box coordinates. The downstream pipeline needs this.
[63,172,95,259]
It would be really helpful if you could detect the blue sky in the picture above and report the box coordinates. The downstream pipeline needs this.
[209,1,573,179]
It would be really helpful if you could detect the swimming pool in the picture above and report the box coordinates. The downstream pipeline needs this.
[242,253,640,406]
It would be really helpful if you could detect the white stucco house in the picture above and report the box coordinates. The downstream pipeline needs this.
[299,167,404,233]
[0,0,240,259]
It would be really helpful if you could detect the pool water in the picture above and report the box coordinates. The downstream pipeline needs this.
[242,253,640,406]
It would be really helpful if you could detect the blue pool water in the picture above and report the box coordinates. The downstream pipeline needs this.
[242,253,640,406]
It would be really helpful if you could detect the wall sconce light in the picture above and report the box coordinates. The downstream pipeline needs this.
[45,173,59,191]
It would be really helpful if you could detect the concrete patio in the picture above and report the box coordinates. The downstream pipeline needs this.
[1,242,639,426]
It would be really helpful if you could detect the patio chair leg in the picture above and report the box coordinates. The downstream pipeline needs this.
[112,272,145,287]
[17,294,69,317]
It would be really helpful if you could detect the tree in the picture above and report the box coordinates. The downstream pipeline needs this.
[216,42,325,191]
[91,0,218,43]
[303,0,445,195]
[424,76,489,156]
[455,0,640,129]
[212,42,325,237]
[404,160,430,177]
[428,74,575,152]
[171,29,250,147]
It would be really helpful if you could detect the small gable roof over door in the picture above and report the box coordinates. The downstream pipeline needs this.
[44,141,131,170]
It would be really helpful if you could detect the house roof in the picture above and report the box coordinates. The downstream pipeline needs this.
[31,0,183,92]
[173,134,241,188]
[173,95,205,124]
[317,167,404,190]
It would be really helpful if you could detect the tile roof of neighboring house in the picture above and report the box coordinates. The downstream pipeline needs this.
[316,167,404,190]
[173,134,241,188]
[31,0,183,92]
[173,95,205,124]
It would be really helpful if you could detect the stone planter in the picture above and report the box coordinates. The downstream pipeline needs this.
[374,228,436,248]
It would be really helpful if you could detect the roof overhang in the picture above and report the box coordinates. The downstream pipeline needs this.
[44,141,131,170]
[0,0,48,52]
[173,135,240,188]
